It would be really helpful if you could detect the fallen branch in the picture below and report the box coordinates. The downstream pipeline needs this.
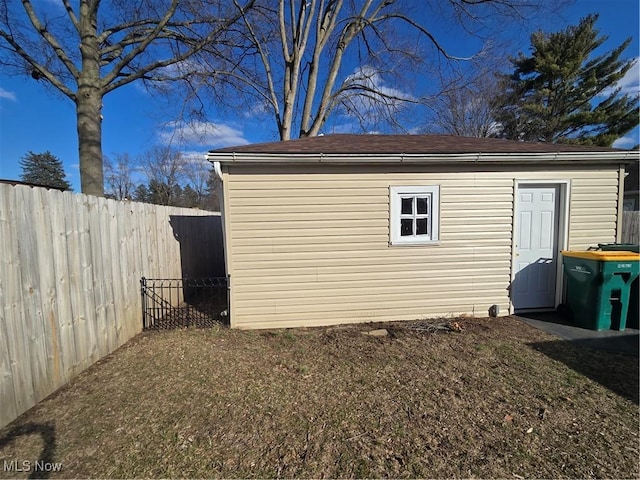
[405,320,464,333]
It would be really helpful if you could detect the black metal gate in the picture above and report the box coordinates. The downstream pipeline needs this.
[140,277,229,329]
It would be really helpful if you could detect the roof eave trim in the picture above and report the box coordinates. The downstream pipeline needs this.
[207,150,635,164]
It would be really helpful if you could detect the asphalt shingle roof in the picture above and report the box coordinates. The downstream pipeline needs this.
[210,134,622,155]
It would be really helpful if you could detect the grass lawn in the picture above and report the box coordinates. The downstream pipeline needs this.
[0,316,638,479]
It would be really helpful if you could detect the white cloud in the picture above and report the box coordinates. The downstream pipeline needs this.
[180,150,210,165]
[154,59,207,80]
[600,57,639,98]
[159,121,249,148]
[613,134,638,149]
[339,66,415,112]
[616,58,640,96]
[242,101,271,119]
[134,60,208,95]
[0,87,16,101]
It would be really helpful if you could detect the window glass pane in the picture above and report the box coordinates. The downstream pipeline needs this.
[400,219,413,236]
[416,196,429,215]
[401,197,413,215]
[416,218,428,235]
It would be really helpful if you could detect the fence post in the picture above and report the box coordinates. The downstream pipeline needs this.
[227,274,231,322]
[140,277,147,329]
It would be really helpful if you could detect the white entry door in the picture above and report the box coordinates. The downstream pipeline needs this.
[513,185,560,310]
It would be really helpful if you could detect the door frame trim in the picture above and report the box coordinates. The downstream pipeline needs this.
[510,180,571,313]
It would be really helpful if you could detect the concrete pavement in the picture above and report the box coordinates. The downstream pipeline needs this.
[517,311,639,357]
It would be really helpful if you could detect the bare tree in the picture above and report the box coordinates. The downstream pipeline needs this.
[139,145,187,206]
[104,153,136,200]
[218,0,424,140]
[183,155,212,207]
[0,0,253,196]
[195,0,551,140]
[427,69,502,137]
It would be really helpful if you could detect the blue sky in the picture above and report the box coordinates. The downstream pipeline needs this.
[0,0,638,192]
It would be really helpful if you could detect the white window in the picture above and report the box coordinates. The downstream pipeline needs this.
[390,186,440,245]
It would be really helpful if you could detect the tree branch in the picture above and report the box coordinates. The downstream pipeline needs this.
[278,0,290,61]
[374,13,474,60]
[0,29,75,98]
[104,1,255,94]
[307,0,378,136]
[97,17,223,45]
[299,0,341,134]
[100,0,180,88]
[62,0,80,33]
[20,0,80,77]
[233,0,280,125]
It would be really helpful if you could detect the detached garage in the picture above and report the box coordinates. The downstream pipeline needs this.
[208,134,635,330]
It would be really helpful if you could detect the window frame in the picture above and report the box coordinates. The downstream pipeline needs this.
[390,185,440,245]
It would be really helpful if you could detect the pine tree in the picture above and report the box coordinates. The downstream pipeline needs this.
[181,185,200,208]
[147,180,172,206]
[133,184,150,203]
[494,14,639,146]
[19,151,72,190]
[204,170,221,211]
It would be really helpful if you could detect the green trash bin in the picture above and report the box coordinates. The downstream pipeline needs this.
[561,250,640,331]
[597,243,640,253]
[628,276,640,329]
[598,244,640,329]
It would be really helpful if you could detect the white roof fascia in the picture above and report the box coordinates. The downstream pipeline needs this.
[207,150,636,165]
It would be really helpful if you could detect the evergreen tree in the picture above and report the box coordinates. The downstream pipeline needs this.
[147,180,172,206]
[494,14,639,146]
[133,184,150,203]
[181,185,200,208]
[171,184,184,207]
[19,151,72,190]
[204,170,221,211]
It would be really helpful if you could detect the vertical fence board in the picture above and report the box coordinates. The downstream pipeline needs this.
[106,200,124,348]
[0,183,223,429]
[87,196,107,358]
[15,187,42,406]
[98,198,114,353]
[33,188,59,394]
[621,211,639,244]
[50,190,75,385]
[0,186,19,426]
[77,194,98,369]
[124,201,141,342]
[65,192,86,376]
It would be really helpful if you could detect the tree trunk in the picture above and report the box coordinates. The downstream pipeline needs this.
[77,0,104,196]
[76,86,104,196]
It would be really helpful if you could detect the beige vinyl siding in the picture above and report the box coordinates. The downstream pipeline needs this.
[223,164,620,329]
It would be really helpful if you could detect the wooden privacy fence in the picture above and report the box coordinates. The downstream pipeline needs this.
[621,211,639,244]
[0,183,224,428]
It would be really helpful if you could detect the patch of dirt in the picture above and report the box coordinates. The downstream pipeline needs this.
[0,316,638,479]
